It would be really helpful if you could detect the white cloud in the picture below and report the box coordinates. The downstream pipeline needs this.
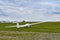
[0,0,60,21]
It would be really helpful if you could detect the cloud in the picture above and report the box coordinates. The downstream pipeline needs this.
[0,0,60,21]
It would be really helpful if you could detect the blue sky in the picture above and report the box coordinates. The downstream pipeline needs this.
[0,0,60,21]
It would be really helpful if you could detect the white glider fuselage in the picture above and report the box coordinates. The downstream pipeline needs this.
[5,21,46,28]
[16,22,45,28]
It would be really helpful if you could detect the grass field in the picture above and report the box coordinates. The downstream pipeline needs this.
[0,22,60,32]
[0,22,60,40]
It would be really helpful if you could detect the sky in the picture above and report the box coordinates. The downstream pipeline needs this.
[0,0,60,21]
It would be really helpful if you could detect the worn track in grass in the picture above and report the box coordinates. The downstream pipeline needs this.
[0,31,60,40]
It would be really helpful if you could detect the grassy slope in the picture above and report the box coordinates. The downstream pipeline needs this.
[0,22,60,32]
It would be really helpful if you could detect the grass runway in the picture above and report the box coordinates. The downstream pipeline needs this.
[0,22,60,40]
[0,22,60,32]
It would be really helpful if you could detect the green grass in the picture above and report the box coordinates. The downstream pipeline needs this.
[0,22,60,32]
